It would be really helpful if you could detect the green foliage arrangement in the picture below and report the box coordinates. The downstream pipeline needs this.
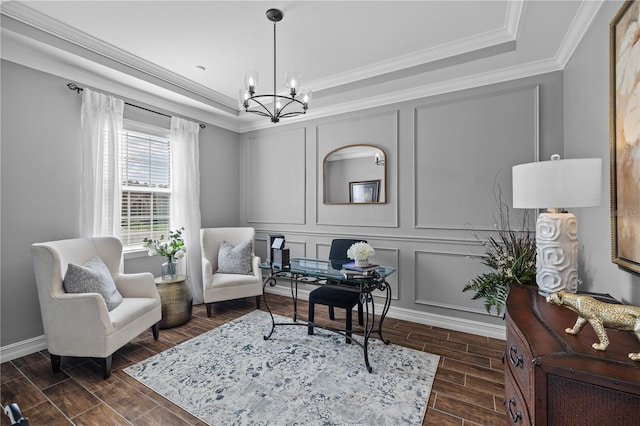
[143,227,186,261]
[463,188,536,316]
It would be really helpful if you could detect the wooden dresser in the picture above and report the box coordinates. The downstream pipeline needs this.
[504,285,640,425]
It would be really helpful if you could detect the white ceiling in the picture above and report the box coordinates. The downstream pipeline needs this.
[0,1,602,132]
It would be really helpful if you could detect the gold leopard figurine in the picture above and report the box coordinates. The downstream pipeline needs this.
[546,291,640,361]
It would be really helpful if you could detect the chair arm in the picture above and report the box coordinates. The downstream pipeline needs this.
[202,257,213,289]
[49,293,113,334]
[113,272,160,301]
[252,255,262,281]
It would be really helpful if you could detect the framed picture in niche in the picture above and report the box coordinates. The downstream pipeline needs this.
[610,0,640,274]
[349,180,380,203]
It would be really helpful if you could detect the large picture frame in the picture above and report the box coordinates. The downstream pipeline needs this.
[349,180,380,203]
[610,0,640,274]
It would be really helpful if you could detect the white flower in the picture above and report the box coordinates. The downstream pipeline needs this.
[143,227,186,260]
[346,241,375,261]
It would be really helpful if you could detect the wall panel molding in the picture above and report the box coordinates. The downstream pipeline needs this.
[246,127,307,225]
[414,249,498,317]
[315,110,399,227]
[413,84,540,231]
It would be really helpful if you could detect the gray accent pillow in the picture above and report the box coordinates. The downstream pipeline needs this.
[63,256,124,311]
[217,239,253,274]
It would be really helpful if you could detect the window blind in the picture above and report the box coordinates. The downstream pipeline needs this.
[120,130,171,248]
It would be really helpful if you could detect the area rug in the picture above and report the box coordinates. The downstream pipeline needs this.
[124,310,439,425]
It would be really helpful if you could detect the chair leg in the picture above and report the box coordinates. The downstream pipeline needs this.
[345,309,353,344]
[101,355,112,380]
[50,354,61,373]
[256,295,261,309]
[357,301,364,326]
[329,306,335,320]
[151,322,160,340]
[308,302,315,335]
[206,302,213,317]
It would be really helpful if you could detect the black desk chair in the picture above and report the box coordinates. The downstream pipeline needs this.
[308,239,365,343]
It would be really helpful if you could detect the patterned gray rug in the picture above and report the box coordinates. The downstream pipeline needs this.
[124,310,439,425]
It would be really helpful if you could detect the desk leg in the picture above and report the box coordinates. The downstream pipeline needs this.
[361,292,376,373]
[262,275,278,340]
[290,274,298,322]
[378,282,391,345]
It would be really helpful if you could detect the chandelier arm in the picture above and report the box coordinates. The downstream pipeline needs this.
[244,108,274,118]
[246,96,276,119]
[277,111,306,119]
[277,97,304,115]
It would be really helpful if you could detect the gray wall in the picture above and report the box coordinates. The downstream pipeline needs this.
[564,0,640,304]
[0,60,240,348]
[240,72,564,327]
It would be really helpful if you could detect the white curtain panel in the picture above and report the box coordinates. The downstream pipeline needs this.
[170,117,204,304]
[80,88,124,238]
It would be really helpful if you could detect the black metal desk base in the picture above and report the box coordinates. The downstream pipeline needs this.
[261,272,391,373]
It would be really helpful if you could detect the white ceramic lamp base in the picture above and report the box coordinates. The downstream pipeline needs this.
[535,212,579,296]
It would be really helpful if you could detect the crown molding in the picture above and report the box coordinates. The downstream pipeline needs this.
[505,0,525,38]
[238,56,562,133]
[2,1,601,135]
[554,0,604,68]
[305,1,524,93]
[0,2,239,112]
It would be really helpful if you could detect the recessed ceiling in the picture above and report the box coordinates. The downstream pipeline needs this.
[0,1,602,132]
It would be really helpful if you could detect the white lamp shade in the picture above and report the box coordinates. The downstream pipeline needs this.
[512,158,602,209]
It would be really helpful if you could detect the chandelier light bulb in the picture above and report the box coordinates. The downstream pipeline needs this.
[286,71,300,96]
[244,70,258,94]
[239,89,250,108]
[301,89,312,108]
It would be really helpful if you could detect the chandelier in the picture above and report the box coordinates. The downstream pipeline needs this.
[239,9,311,123]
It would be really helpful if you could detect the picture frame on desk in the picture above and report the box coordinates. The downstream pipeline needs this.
[610,0,640,274]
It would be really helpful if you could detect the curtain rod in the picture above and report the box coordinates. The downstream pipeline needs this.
[66,83,206,129]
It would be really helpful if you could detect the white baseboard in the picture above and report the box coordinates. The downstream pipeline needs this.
[0,335,47,363]
[264,286,506,340]
[0,287,505,363]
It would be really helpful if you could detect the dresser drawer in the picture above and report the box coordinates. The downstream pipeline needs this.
[505,315,533,404]
[504,373,532,425]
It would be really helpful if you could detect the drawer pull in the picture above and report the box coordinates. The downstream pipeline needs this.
[508,398,522,423]
[509,345,523,368]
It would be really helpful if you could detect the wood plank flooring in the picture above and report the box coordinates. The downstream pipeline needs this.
[1,293,506,425]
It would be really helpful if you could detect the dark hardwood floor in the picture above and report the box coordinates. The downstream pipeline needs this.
[1,293,506,425]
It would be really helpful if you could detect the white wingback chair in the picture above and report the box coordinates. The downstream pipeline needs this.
[31,237,162,379]
[201,227,263,317]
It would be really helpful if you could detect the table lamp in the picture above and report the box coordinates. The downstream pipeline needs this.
[512,155,602,295]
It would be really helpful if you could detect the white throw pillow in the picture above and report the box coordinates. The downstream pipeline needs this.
[63,256,124,311]
[217,239,252,274]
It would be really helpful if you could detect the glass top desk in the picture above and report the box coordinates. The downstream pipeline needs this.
[260,257,396,373]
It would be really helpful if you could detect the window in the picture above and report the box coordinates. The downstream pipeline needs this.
[120,121,171,249]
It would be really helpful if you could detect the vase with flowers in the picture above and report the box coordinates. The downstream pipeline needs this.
[346,241,375,267]
[144,227,187,279]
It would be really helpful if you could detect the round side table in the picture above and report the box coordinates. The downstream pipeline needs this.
[154,275,192,329]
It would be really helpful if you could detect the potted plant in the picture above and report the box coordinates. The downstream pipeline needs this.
[464,191,536,316]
